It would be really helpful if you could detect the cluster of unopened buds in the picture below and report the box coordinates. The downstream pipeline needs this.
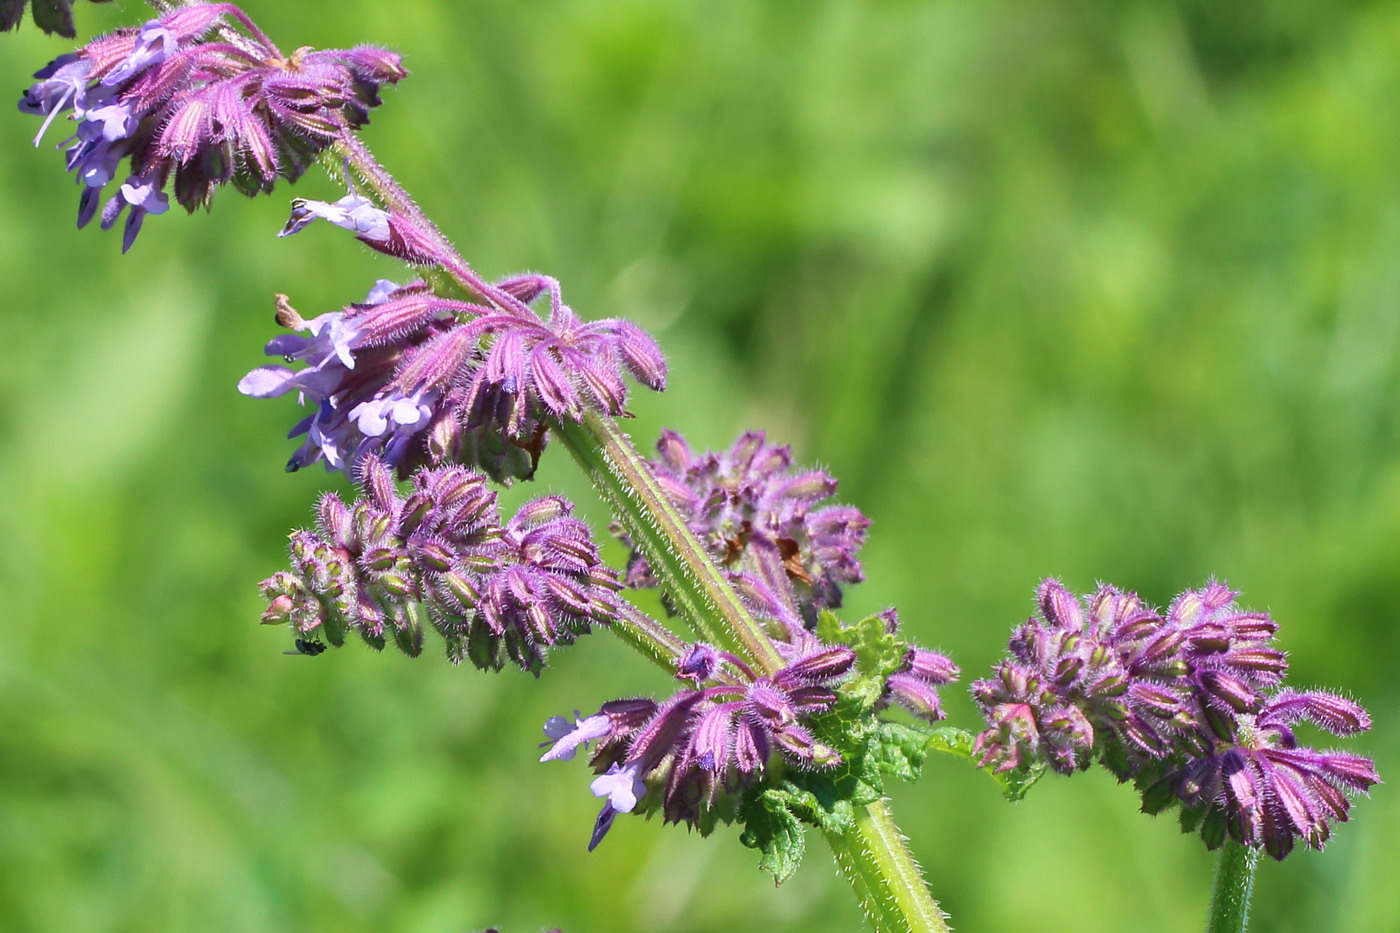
[7,3,1379,931]
[973,580,1379,859]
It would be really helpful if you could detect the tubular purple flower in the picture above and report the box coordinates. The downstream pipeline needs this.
[17,3,406,249]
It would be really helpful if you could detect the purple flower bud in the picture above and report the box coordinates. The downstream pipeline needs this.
[677,643,720,683]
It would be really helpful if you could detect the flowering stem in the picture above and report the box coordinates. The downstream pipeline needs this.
[823,798,950,933]
[613,601,689,672]
[329,136,528,312]
[1206,842,1259,933]
[553,411,786,674]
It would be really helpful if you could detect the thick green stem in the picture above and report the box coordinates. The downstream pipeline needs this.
[1206,842,1259,933]
[823,799,950,933]
[553,411,785,674]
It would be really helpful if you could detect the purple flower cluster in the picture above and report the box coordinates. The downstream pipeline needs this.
[541,642,855,849]
[1,0,109,38]
[17,3,405,250]
[972,579,1379,858]
[258,455,621,673]
[240,274,665,481]
[624,430,870,619]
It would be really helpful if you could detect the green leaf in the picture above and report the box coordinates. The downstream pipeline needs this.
[739,789,807,884]
[816,610,909,711]
[924,725,1046,801]
[866,721,931,783]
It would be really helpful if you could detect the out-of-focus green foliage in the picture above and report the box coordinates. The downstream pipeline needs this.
[1,1,1397,930]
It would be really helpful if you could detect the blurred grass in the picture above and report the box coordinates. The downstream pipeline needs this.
[1,0,1398,930]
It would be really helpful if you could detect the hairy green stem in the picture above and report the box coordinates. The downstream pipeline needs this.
[553,411,785,674]
[321,127,943,933]
[1206,842,1259,933]
[612,601,689,673]
[824,799,950,933]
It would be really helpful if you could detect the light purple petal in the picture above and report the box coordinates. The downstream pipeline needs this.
[589,760,646,812]
[238,366,299,398]
[539,712,611,763]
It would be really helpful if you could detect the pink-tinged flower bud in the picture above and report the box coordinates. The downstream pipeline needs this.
[1037,579,1084,631]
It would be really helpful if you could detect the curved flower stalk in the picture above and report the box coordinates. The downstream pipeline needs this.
[17,2,405,250]
[259,454,621,673]
[973,579,1379,860]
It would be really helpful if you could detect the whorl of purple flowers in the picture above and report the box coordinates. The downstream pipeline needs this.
[541,642,855,849]
[623,430,869,620]
[258,455,621,673]
[972,579,1379,859]
[239,273,666,481]
[17,2,405,250]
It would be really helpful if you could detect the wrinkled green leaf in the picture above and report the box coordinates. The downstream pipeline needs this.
[867,721,931,782]
[739,788,807,884]
[816,610,908,710]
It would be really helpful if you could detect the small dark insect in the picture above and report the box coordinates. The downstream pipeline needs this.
[284,638,327,656]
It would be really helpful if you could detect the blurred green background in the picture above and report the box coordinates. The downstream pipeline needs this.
[1,0,1397,930]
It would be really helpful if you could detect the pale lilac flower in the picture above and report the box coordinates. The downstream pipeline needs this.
[279,192,442,265]
[591,761,647,812]
[539,712,612,762]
